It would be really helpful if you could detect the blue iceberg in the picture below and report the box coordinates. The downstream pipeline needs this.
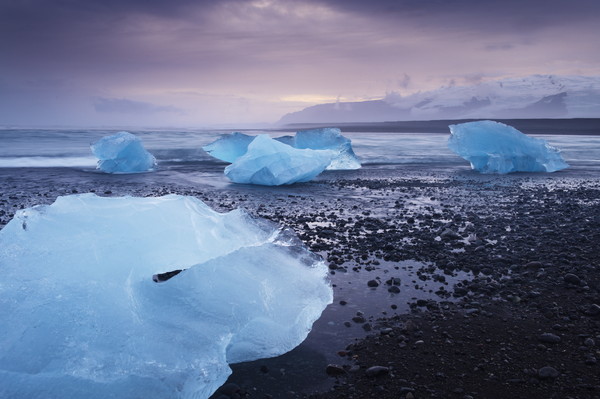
[224,134,334,185]
[203,128,361,170]
[294,128,361,170]
[274,135,295,146]
[0,194,332,399]
[202,132,255,163]
[91,131,156,173]
[448,120,569,174]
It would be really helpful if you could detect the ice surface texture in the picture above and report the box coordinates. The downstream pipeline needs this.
[91,131,156,173]
[293,128,361,170]
[202,132,255,163]
[0,194,332,399]
[204,128,361,171]
[448,120,569,174]
[224,134,334,185]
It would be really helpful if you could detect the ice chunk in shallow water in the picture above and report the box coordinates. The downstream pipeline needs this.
[0,194,332,399]
[448,120,569,174]
[203,128,361,170]
[225,134,334,185]
[91,131,156,173]
[293,128,361,170]
[202,132,255,163]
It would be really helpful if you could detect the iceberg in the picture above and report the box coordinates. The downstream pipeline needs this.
[0,194,332,399]
[202,132,255,163]
[448,120,569,174]
[91,131,156,173]
[293,128,361,170]
[274,135,295,146]
[203,128,361,170]
[224,134,334,185]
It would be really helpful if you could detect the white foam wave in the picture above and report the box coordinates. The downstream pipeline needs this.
[0,156,97,168]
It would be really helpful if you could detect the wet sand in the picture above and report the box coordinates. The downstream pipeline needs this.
[1,167,599,399]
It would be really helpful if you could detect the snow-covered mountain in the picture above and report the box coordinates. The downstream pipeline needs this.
[277,75,600,125]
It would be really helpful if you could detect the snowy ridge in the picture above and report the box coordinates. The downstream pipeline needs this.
[278,75,600,124]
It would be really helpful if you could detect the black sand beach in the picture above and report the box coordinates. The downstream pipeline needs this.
[1,166,599,399]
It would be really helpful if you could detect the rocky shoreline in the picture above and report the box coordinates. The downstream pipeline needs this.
[1,168,599,399]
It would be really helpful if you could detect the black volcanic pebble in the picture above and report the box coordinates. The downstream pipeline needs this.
[587,304,600,315]
[525,261,543,270]
[366,366,389,377]
[326,364,346,377]
[538,366,560,379]
[367,279,379,287]
[539,333,561,344]
[563,273,581,285]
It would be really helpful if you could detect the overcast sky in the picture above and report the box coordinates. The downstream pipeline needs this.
[1,0,599,127]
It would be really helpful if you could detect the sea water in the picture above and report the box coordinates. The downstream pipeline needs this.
[1,126,599,179]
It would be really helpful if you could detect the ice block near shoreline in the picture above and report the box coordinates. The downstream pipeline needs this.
[448,120,569,174]
[203,128,361,171]
[202,131,255,163]
[224,134,334,185]
[294,128,361,170]
[91,131,156,173]
[0,194,332,399]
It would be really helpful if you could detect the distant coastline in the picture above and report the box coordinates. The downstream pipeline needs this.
[278,118,600,135]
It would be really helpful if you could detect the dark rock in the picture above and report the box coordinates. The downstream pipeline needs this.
[538,366,560,379]
[388,286,401,293]
[584,354,597,365]
[539,333,561,344]
[366,366,390,377]
[367,279,380,288]
[325,364,347,377]
[587,304,600,316]
[352,316,366,323]
[440,229,461,240]
[525,261,543,270]
[218,383,241,396]
[563,273,581,285]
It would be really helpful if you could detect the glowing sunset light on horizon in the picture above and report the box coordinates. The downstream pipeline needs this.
[1,0,599,127]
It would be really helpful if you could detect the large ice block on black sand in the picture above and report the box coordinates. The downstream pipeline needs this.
[0,194,332,399]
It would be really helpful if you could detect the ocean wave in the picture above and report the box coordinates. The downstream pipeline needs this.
[0,156,97,168]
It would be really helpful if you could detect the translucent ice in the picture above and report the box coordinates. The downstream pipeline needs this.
[203,128,361,170]
[0,194,332,399]
[91,131,156,173]
[448,120,569,174]
[293,128,361,170]
[202,132,255,163]
[225,134,333,185]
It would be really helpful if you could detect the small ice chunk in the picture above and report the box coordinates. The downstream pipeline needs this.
[224,134,333,185]
[293,128,361,170]
[202,132,255,163]
[203,128,360,170]
[91,131,156,173]
[0,194,332,399]
[448,120,569,174]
